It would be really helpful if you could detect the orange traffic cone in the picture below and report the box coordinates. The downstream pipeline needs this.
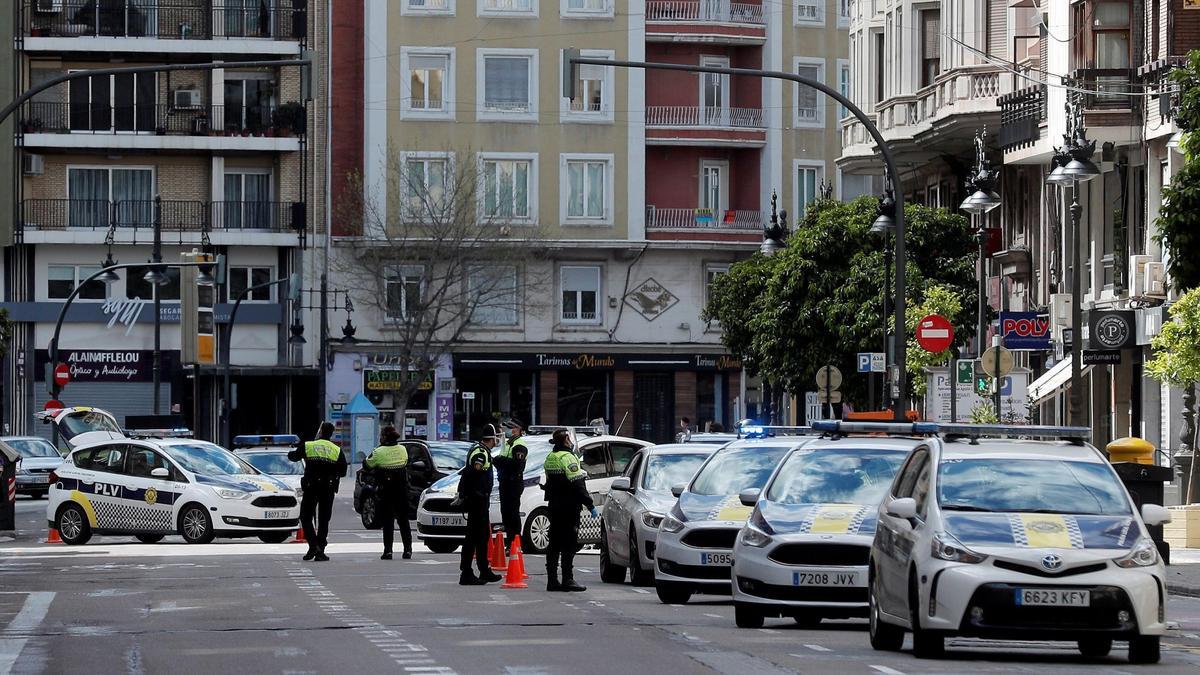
[293,527,306,544]
[501,536,528,589]
[45,528,63,544]
[489,532,508,571]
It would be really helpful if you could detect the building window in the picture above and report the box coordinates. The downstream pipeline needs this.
[837,59,850,120]
[227,266,273,302]
[482,0,535,15]
[795,0,822,24]
[793,58,825,127]
[403,154,450,221]
[223,171,273,229]
[67,71,156,132]
[561,154,613,224]
[561,265,601,324]
[403,0,453,15]
[223,75,274,133]
[563,0,610,16]
[704,264,729,319]
[561,49,614,121]
[401,50,454,119]
[838,0,850,24]
[468,265,519,325]
[795,161,824,221]
[386,265,425,321]
[1093,2,1131,69]
[920,9,941,87]
[127,267,181,301]
[48,265,105,301]
[67,166,154,229]
[478,49,538,121]
[480,154,536,222]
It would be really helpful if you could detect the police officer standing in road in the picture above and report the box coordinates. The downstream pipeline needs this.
[494,418,529,552]
[289,421,347,562]
[365,425,412,560]
[457,424,504,585]
[543,429,595,592]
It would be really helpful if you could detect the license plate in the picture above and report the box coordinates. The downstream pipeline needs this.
[264,510,290,519]
[700,552,733,566]
[433,516,466,527]
[793,570,860,587]
[26,475,50,484]
[1015,588,1091,607]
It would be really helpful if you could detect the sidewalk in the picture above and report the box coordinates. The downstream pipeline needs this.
[1168,547,1200,597]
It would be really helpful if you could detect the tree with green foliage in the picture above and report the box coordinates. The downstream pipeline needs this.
[905,285,964,398]
[1157,50,1200,291]
[704,196,978,407]
[1146,287,1200,502]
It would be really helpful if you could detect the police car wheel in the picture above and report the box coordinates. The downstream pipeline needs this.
[734,602,765,629]
[179,504,215,544]
[598,529,626,584]
[868,572,904,651]
[135,534,164,544]
[1077,638,1112,658]
[57,503,92,545]
[628,530,654,586]
[1128,636,1161,664]
[792,613,822,628]
[426,540,459,554]
[523,509,551,555]
[655,581,691,605]
[259,533,290,544]
[909,575,944,659]
[361,496,382,529]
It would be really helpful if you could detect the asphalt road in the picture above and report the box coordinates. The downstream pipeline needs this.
[6,484,1200,674]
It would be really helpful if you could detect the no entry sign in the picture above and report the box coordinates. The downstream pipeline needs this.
[53,363,70,388]
[916,315,954,353]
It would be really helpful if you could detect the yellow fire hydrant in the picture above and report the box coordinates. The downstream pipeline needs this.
[1106,437,1156,465]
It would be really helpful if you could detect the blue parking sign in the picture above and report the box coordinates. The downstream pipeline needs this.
[857,353,872,373]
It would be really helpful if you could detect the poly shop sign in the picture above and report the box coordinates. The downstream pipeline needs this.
[1000,312,1051,350]
[34,350,178,383]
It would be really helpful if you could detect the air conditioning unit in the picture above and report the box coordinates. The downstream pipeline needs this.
[1144,261,1167,297]
[22,153,44,176]
[35,0,63,13]
[1049,292,1072,341]
[1129,254,1152,297]
[173,89,202,109]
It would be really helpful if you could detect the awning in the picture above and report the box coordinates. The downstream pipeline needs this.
[1028,359,1093,404]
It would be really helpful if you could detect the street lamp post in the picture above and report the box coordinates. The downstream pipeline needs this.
[871,190,896,412]
[960,130,1002,417]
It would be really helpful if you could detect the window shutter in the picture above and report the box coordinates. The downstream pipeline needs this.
[987,0,1007,58]
[410,55,445,71]
[923,11,941,59]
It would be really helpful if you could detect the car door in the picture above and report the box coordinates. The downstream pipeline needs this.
[404,442,434,513]
[121,444,181,533]
[73,443,132,531]
[876,447,929,615]
[608,451,644,565]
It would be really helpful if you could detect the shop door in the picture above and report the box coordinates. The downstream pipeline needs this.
[633,373,674,444]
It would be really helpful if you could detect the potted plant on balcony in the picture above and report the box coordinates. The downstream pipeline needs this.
[20,118,43,134]
[272,102,306,137]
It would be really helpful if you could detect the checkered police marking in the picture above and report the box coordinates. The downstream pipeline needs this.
[92,500,172,531]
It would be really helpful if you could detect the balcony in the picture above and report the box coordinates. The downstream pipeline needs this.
[998,84,1046,152]
[645,105,766,146]
[1071,69,1137,130]
[645,207,763,242]
[18,101,304,152]
[20,199,304,235]
[645,0,766,45]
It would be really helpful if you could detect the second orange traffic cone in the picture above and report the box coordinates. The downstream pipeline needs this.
[293,527,306,544]
[45,528,63,544]
[489,532,508,571]
[501,536,528,589]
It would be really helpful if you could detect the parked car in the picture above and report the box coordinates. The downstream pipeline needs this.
[354,440,471,529]
[232,435,305,494]
[0,436,65,498]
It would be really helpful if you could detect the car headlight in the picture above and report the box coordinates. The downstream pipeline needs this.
[295,487,303,500]
[16,466,29,475]
[425,485,440,494]
[1115,537,1159,568]
[214,488,250,500]
[740,507,774,547]
[642,511,664,529]
[931,530,986,564]
[660,503,687,533]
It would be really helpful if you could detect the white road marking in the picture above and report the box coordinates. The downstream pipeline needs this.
[1,541,443,559]
[629,588,650,594]
[703,613,722,618]
[869,666,907,675]
[802,644,832,652]
[458,639,577,647]
[0,591,56,675]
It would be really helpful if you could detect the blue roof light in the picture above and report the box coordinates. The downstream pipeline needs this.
[233,434,300,447]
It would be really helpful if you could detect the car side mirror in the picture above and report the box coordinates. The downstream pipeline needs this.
[670,483,686,498]
[1141,503,1171,527]
[410,460,428,472]
[150,467,169,478]
[739,488,761,507]
[611,477,632,492]
[886,497,917,520]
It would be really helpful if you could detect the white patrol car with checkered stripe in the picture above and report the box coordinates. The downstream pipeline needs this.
[42,407,299,545]
[859,421,1170,664]
[731,433,917,628]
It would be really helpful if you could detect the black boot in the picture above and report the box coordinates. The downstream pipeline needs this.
[561,577,587,592]
[402,550,412,560]
[303,546,317,561]
[381,551,393,560]
[547,570,563,592]
[479,568,503,583]
[459,571,486,586]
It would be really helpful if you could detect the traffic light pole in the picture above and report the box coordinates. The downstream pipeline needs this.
[567,54,911,421]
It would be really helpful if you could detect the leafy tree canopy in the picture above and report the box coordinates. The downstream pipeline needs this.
[1156,50,1200,291]
[1146,287,1200,388]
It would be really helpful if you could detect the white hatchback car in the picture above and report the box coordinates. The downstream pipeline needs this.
[866,422,1170,664]
[731,436,915,628]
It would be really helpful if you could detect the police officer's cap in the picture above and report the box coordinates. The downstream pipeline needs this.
[482,424,503,440]
[502,417,525,430]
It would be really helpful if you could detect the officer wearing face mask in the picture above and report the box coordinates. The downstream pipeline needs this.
[542,429,595,592]
[493,418,529,552]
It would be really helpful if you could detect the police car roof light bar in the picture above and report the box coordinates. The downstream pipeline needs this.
[126,428,195,439]
[810,420,927,436]
[527,425,608,437]
[232,434,301,447]
[737,425,818,439]
[915,423,1091,444]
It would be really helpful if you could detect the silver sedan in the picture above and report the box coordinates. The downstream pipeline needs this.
[599,443,719,585]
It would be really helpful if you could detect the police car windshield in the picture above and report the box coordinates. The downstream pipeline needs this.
[766,448,907,505]
[522,438,555,478]
[58,411,121,440]
[8,438,60,458]
[689,446,791,496]
[163,443,257,477]
[241,451,304,475]
[428,442,469,472]
[643,453,710,491]
[937,458,1131,516]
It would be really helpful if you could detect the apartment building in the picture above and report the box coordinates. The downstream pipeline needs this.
[327,0,851,444]
[839,0,1195,464]
[0,0,327,440]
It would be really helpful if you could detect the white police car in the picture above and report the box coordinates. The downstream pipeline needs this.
[654,431,806,604]
[233,434,304,494]
[731,430,914,627]
[867,422,1170,664]
[44,409,299,545]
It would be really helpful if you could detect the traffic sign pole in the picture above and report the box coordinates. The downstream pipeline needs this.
[949,348,958,423]
[993,335,1002,418]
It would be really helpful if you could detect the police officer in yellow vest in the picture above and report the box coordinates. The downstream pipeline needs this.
[289,422,348,561]
[365,425,412,560]
[494,418,530,552]
[456,424,504,585]
[543,429,595,592]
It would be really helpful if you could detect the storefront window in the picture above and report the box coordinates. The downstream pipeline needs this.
[558,371,609,427]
